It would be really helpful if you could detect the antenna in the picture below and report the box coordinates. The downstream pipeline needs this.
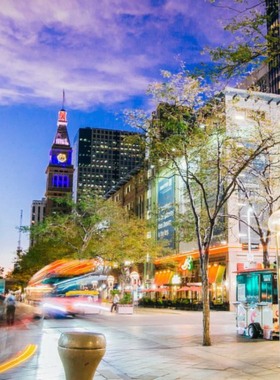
[62,89,66,110]
[17,209,23,255]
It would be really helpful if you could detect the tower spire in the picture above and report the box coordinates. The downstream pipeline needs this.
[62,89,65,110]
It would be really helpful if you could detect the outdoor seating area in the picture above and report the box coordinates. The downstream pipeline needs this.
[138,297,229,311]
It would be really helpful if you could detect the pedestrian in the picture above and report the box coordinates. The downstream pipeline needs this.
[111,293,120,313]
[4,293,16,326]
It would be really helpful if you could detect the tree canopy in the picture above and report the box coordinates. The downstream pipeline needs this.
[204,0,279,82]
[15,192,168,286]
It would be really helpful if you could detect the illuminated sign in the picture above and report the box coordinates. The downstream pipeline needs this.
[58,110,67,122]
[172,274,181,285]
[157,176,175,248]
[181,256,194,271]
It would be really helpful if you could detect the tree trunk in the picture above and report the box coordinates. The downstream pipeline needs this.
[261,241,270,268]
[201,249,211,346]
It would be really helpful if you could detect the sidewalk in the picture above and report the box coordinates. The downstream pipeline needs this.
[1,304,280,379]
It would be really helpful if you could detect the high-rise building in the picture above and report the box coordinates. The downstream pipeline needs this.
[45,109,74,215]
[266,0,280,94]
[73,128,143,200]
[29,198,46,247]
[238,1,280,94]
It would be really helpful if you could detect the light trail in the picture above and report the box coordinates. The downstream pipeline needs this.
[0,344,37,374]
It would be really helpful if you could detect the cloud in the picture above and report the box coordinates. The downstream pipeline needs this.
[0,0,240,109]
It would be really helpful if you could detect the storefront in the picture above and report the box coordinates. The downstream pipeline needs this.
[153,245,229,310]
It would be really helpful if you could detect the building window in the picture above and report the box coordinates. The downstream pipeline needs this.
[63,176,69,188]
[125,185,131,194]
[58,175,63,187]
[52,175,58,187]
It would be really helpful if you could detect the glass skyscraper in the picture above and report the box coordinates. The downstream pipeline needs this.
[73,127,143,200]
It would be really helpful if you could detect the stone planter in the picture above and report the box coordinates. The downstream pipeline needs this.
[117,304,134,314]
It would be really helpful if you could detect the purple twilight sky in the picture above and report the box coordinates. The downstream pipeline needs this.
[0,0,261,272]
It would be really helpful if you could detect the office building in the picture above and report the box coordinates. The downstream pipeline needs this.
[239,0,280,94]
[266,0,280,94]
[73,128,143,200]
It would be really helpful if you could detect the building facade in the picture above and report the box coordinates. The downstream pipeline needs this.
[239,1,280,94]
[266,0,280,94]
[110,88,280,310]
[106,166,146,219]
[72,128,143,200]
[45,109,74,216]
[152,88,280,310]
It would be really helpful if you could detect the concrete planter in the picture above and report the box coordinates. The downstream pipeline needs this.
[117,304,134,314]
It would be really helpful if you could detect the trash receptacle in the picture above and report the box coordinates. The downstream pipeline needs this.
[58,332,106,380]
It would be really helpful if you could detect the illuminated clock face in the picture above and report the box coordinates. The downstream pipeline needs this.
[57,153,67,163]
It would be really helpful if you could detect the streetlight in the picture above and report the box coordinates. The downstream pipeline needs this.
[268,210,280,365]
[238,203,254,263]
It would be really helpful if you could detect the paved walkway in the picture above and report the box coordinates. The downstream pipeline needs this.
[1,303,280,379]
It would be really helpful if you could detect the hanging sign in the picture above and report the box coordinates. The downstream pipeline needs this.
[172,274,181,285]
[181,256,194,271]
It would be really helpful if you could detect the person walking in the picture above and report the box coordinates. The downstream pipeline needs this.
[111,293,120,313]
[4,293,16,326]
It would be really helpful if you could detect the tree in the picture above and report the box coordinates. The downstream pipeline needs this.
[124,66,280,346]
[8,243,74,285]
[31,192,167,290]
[204,0,278,82]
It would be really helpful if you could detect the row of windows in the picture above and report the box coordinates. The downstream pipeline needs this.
[52,175,69,188]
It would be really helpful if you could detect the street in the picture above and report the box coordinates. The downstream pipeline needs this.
[0,303,280,379]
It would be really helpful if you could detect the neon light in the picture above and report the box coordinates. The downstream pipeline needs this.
[58,110,67,122]
[0,344,37,374]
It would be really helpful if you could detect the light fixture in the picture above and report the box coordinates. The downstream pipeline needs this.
[235,114,245,120]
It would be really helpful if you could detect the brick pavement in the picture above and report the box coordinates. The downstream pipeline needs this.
[1,303,280,379]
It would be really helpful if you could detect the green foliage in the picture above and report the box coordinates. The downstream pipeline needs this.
[110,289,120,296]
[21,191,169,284]
[203,0,278,81]
[119,292,133,305]
[8,243,74,285]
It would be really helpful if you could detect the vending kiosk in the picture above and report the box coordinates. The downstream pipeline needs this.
[233,268,279,340]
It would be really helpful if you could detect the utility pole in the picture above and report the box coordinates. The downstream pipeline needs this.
[16,209,23,256]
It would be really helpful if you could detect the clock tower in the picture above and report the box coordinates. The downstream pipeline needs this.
[45,108,74,216]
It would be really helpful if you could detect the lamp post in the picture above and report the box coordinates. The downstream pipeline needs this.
[268,210,280,365]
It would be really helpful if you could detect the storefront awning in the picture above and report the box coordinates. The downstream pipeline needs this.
[177,286,210,292]
[215,265,226,284]
[154,271,174,286]
[208,265,225,284]
[140,288,170,293]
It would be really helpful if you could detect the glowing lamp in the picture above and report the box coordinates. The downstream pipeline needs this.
[268,210,280,233]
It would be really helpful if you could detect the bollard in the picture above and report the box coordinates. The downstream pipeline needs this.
[58,332,106,380]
